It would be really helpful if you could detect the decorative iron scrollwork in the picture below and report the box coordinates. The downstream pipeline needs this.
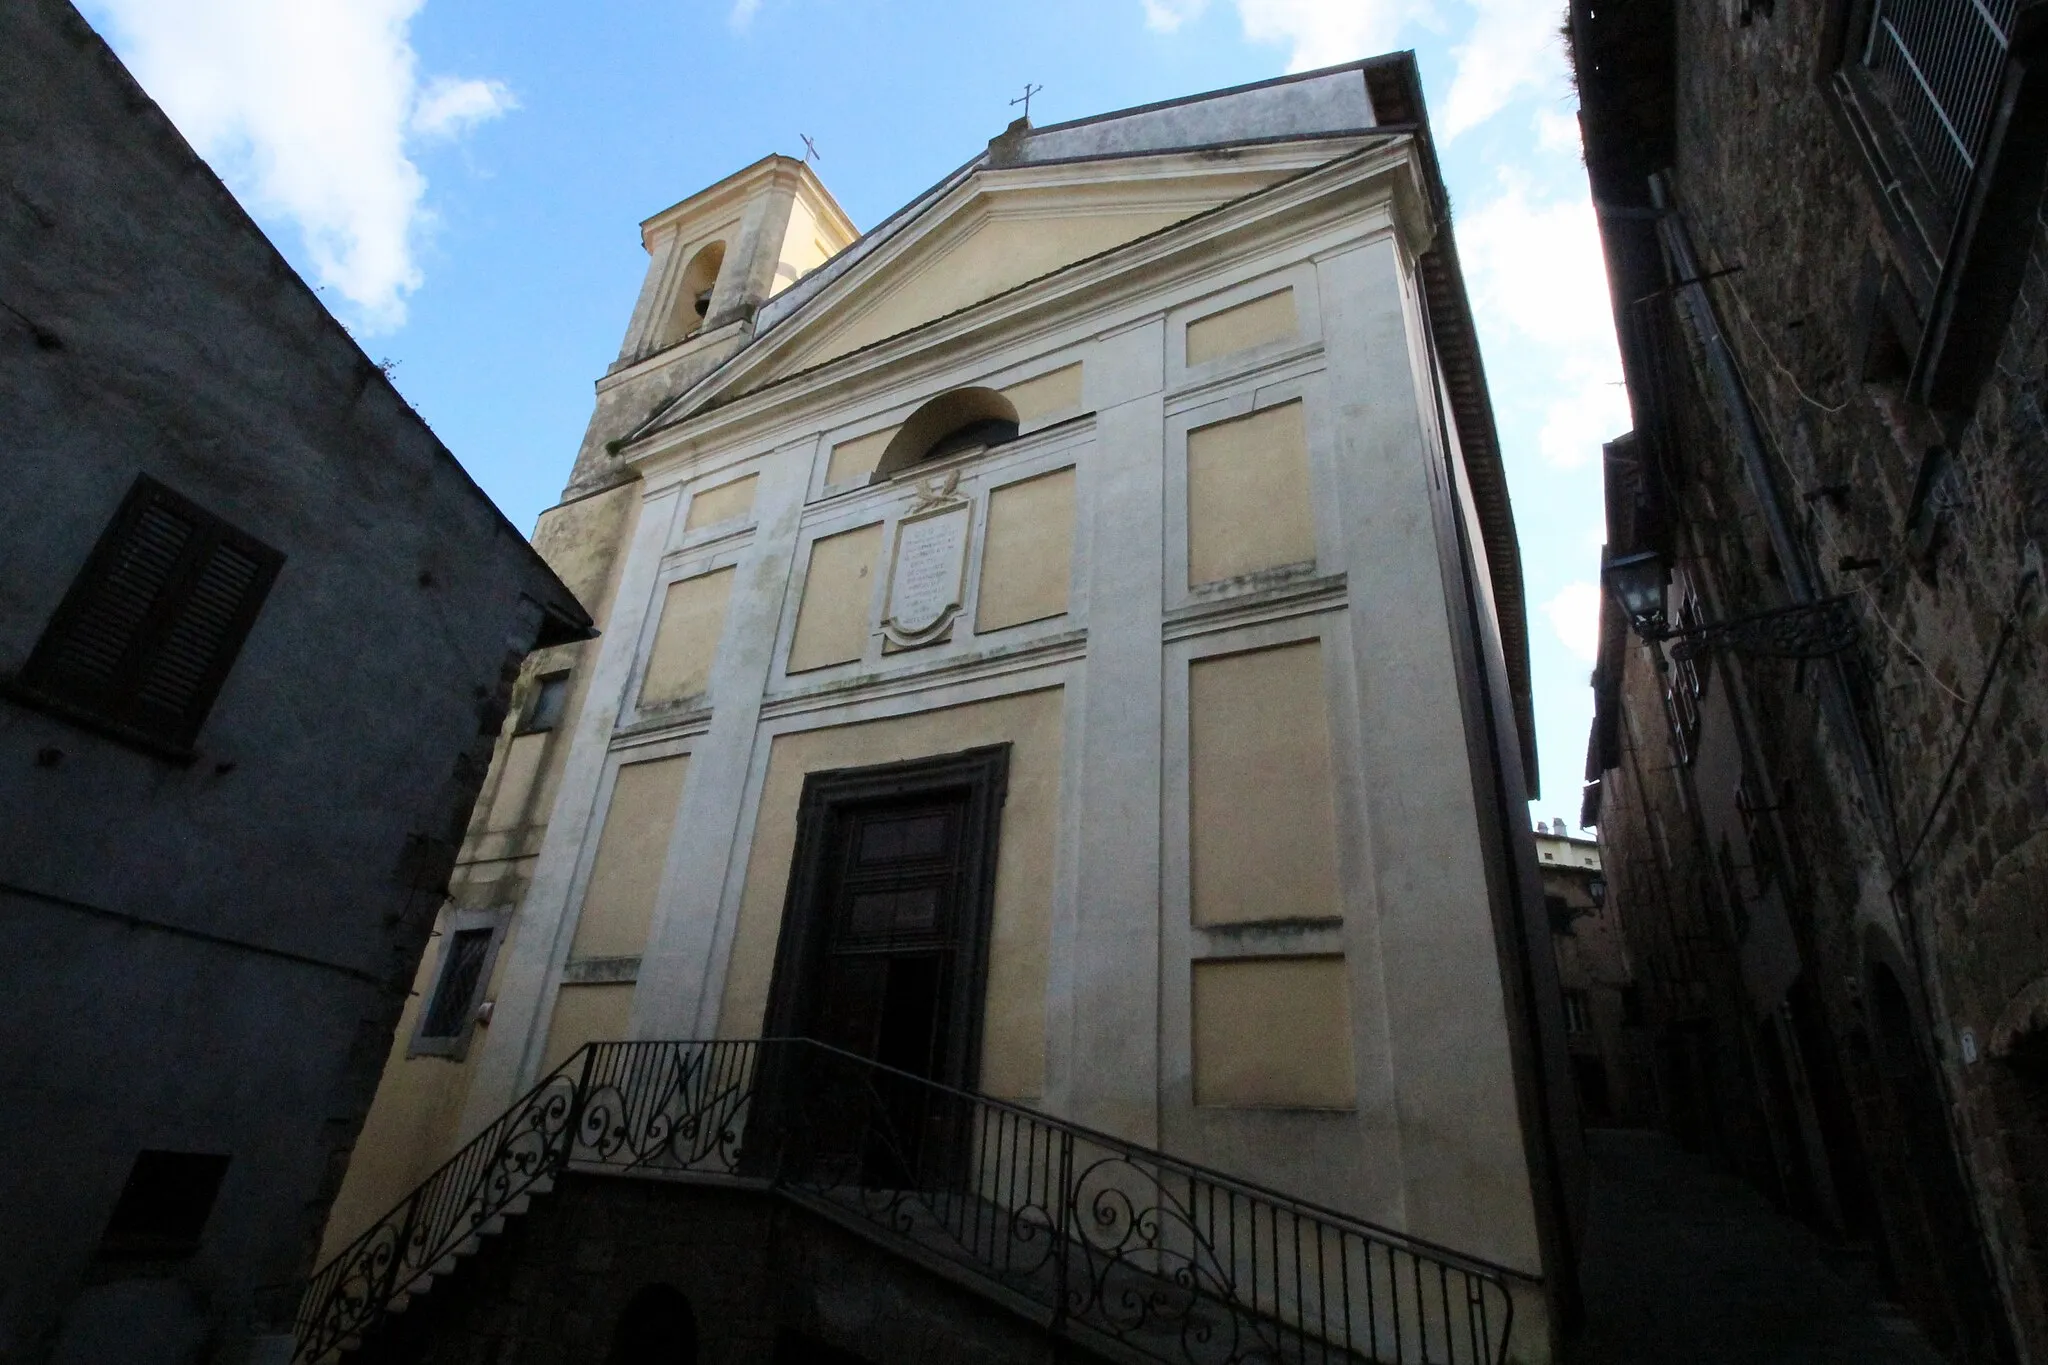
[1664,595,1860,661]
[295,1040,1520,1365]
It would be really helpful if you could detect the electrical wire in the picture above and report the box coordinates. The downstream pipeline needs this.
[1894,568,2038,885]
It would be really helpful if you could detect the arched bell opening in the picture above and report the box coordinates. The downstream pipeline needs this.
[663,241,727,346]
[869,387,1020,483]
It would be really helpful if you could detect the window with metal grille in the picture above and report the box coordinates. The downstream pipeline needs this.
[1854,0,2017,251]
[11,476,282,755]
[516,670,571,734]
[1563,989,1593,1035]
[421,927,494,1039]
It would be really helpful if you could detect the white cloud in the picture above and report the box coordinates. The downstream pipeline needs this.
[1440,0,1567,139]
[1239,0,1430,70]
[1538,361,1632,469]
[1458,173,1629,468]
[413,76,518,141]
[1143,0,1208,31]
[729,0,762,30]
[1543,581,1603,662]
[1456,172,1615,351]
[1154,0,1424,72]
[85,0,514,332]
[1535,105,1581,156]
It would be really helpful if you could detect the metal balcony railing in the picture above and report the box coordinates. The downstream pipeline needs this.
[295,1039,1524,1365]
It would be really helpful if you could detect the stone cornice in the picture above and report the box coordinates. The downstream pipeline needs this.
[622,139,1417,469]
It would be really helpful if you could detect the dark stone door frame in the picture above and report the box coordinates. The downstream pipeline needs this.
[761,743,1010,1094]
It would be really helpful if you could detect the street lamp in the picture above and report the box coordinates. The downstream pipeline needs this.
[1601,550,1671,639]
[1600,547,1860,661]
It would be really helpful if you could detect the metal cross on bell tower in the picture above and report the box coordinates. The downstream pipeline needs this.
[1010,83,1043,123]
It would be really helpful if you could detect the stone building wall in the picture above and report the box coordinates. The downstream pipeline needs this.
[1575,1,2048,1358]
[352,1176,1096,1365]
[0,2,587,1360]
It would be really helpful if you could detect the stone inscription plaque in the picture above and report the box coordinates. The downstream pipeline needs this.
[884,501,970,644]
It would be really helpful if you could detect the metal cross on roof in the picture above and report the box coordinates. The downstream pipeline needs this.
[1010,83,1043,122]
[800,133,821,165]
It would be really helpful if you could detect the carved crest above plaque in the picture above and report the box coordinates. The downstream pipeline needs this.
[882,481,972,649]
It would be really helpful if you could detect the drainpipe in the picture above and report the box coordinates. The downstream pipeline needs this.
[1647,174,1897,865]
[1648,178,2030,1341]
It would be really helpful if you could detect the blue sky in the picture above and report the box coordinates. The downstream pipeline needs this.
[80,0,1624,834]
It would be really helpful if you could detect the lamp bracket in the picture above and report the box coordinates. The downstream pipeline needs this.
[1660,595,1860,660]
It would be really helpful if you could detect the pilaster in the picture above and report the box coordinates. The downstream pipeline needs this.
[1051,319,1166,1145]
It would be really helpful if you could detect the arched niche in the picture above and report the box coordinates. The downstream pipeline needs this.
[870,387,1020,483]
[663,241,727,346]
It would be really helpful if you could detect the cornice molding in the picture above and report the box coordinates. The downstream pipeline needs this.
[621,138,1421,469]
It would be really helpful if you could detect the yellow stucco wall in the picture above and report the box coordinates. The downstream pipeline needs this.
[788,523,882,671]
[826,428,897,486]
[484,732,550,831]
[640,568,733,707]
[569,754,690,960]
[717,688,1064,1100]
[683,474,758,532]
[1186,399,1315,585]
[1002,363,1084,431]
[772,196,826,298]
[1189,639,1339,925]
[542,982,637,1075]
[804,210,1200,366]
[321,483,646,1260]
[976,467,1075,632]
[1185,287,1299,365]
[1192,956,1355,1108]
[316,921,524,1258]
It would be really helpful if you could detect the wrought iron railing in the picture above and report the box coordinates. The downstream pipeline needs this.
[297,1040,1523,1364]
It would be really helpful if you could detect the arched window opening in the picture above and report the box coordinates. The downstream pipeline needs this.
[870,387,1020,483]
[664,242,726,346]
[605,1283,698,1365]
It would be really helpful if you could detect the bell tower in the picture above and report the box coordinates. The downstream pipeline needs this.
[561,154,855,500]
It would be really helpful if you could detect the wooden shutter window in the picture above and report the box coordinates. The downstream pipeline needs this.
[13,475,282,756]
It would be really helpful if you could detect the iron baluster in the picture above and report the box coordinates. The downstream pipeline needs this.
[293,1038,1524,1364]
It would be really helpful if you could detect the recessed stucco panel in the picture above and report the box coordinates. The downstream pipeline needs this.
[640,568,734,707]
[1189,640,1338,925]
[569,754,689,961]
[719,688,1064,1101]
[1185,288,1299,365]
[542,982,636,1076]
[977,467,1075,633]
[485,732,549,832]
[826,429,897,486]
[1192,956,1355,1108]
[788,523,882,672]
[1003,363,1084,431]
[1186,399,1315,585]
[682,474,758,532]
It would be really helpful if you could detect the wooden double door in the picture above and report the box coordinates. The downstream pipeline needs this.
[762,746,1008,1181]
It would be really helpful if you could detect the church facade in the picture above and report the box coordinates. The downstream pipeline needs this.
[318,55,1578,1363]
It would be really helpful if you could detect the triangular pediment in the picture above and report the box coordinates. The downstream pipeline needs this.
[780,172,1268,369]
[694,140,1375,401]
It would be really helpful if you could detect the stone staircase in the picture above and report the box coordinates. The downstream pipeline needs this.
[297,1039,1526,1364]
